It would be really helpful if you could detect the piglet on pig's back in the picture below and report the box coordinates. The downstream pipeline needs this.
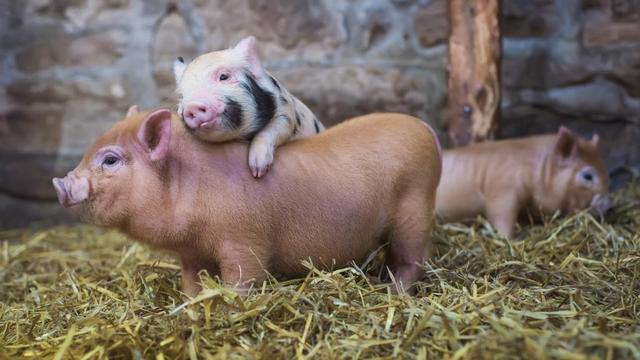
[174,36,324,178]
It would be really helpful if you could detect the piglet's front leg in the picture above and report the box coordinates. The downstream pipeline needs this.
[486,193,520,238]
[180,255,221,298]
[248,115,294,178]
[218,241,269,294]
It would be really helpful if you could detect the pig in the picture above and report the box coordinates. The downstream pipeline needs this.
[436,126,612,238]
[173,36,325,178]
[52,108,441,296]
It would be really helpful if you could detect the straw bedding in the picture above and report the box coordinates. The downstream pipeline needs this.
[1,184,639,359]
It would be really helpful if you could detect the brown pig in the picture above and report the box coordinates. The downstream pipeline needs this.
[52,109,441,296]
[436,127,612,238]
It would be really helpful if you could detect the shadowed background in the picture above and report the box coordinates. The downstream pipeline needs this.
[1,0,640,227]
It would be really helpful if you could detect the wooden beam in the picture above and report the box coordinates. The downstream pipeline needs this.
[446,0,502,147]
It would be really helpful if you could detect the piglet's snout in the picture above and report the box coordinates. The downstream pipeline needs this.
[590,194,614,217]
[52,174,90,208]
[183,98,225,130]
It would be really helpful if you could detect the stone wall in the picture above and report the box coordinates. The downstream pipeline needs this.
[1,0,639,227]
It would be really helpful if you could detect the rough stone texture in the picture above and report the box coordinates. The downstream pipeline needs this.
[415,0,448,47]
[1,0,639,227]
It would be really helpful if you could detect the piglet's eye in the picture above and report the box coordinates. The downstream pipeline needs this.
[219,73,230,81]
[581,170,594,182]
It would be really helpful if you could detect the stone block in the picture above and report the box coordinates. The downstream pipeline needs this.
[415,0,448,48]
[0,107,64,154]
[503,0,557,38]
[15,29,126,73]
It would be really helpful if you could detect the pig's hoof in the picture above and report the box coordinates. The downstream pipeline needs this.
[248,146,274,178]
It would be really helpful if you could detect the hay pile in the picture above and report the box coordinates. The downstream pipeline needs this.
[1,185,639,359]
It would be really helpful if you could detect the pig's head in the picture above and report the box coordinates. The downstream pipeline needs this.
[52,107,172,228]
[174,36,275,142]
[538,126,613,217]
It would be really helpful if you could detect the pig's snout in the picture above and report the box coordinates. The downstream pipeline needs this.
[183,99,224,130]
[52,175,90,208]
[590,194,614,217]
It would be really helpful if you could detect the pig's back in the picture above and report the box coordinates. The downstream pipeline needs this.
[291,112,440,170]
[291,113,441,195]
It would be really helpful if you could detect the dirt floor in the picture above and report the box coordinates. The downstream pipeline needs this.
[1,184,639,359]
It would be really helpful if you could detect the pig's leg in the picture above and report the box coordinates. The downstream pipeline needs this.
[386,195,434,294]
[180,256,220,298]
[248,115,293,178]
[218,242,268,293]
[181,265,202,298]
[485,194,519,238]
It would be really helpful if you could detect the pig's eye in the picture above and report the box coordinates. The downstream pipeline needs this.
[219,73,230,81]
[102,155,120,168]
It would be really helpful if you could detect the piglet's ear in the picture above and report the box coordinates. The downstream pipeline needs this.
[591,133,600,146]
[126,104,139,118]
[554,126,577,159]
[174,56,186,84]
[137,109,172,162]
[233,36,264,78]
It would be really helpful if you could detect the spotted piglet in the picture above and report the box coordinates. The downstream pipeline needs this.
[173,36,324,178]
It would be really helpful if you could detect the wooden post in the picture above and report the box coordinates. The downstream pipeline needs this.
[446,0,501,147]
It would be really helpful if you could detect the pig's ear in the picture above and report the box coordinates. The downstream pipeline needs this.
[173,56,186,84]
[137,109,172,162]
[233,36,264,78]
[554,126,577,159]
[591,133,600,146]
[126,104,139,118]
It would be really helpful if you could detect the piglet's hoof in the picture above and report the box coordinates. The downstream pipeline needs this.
[248,144,274,178]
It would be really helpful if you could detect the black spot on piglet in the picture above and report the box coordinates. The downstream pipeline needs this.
[222,98,243,129]
[241,72,276,139]
[314,119,320,134]
[177,56,184,63]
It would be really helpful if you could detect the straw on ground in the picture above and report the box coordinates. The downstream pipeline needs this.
[1,184,639,359]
